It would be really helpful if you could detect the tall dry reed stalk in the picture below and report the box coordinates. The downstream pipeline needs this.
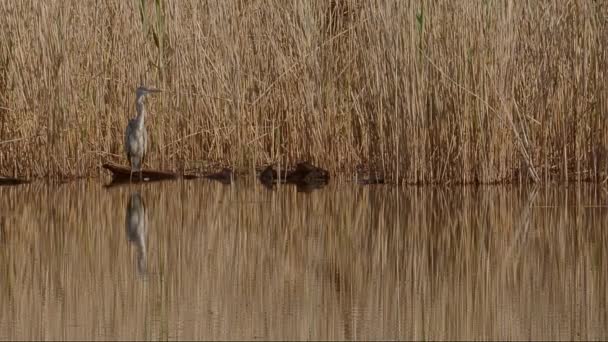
[0,0,606,183]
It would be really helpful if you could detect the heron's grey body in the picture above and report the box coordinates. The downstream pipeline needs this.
[124,86,160,182]
[124,116,148,178]
[126,192,147,274]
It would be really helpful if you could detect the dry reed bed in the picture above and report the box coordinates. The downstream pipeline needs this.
[0,1,607,184]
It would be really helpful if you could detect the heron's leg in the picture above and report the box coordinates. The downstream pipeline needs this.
[130,170,133,184]
[140,169,143,182]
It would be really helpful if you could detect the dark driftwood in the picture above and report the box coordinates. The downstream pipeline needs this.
[103,162,179,182]
[285,162,330,184]
[103,162,237,188]
[0,176,30,186]
[259,165,288,185]
[358,173,385,185]
[259,162,330,190]
[203,168,234,184]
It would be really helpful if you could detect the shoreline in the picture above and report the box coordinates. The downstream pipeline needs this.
[2,171,605,187]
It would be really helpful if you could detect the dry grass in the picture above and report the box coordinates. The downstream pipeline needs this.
[0,1,607,183]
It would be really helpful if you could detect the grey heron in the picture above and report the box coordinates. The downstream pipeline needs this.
[126,192,147,274]
[124,86,161,182]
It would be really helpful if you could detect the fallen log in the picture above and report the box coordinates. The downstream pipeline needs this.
[0,176,30,186]
[102,162,180,184]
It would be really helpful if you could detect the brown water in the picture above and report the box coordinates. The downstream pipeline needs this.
[0,180,607,340]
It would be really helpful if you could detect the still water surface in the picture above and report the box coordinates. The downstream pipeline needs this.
[0,180,607,340]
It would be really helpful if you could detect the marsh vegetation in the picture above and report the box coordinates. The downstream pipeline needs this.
[0,1,606,184]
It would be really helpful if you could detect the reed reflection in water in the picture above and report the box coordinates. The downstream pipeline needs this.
[0,181,607,340]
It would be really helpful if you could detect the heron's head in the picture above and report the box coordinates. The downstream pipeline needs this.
[135,86,161,101]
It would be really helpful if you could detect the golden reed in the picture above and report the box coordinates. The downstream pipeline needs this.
[0,1,606,184]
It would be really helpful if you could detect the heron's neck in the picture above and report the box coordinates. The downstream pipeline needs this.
[135,97,146,128]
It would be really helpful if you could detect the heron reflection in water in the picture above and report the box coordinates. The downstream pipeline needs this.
[124,86,161,183]
[125,192,147,274]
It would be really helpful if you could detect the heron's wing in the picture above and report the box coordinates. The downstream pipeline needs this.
[142,126,148,166]
[124,119,136,158]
